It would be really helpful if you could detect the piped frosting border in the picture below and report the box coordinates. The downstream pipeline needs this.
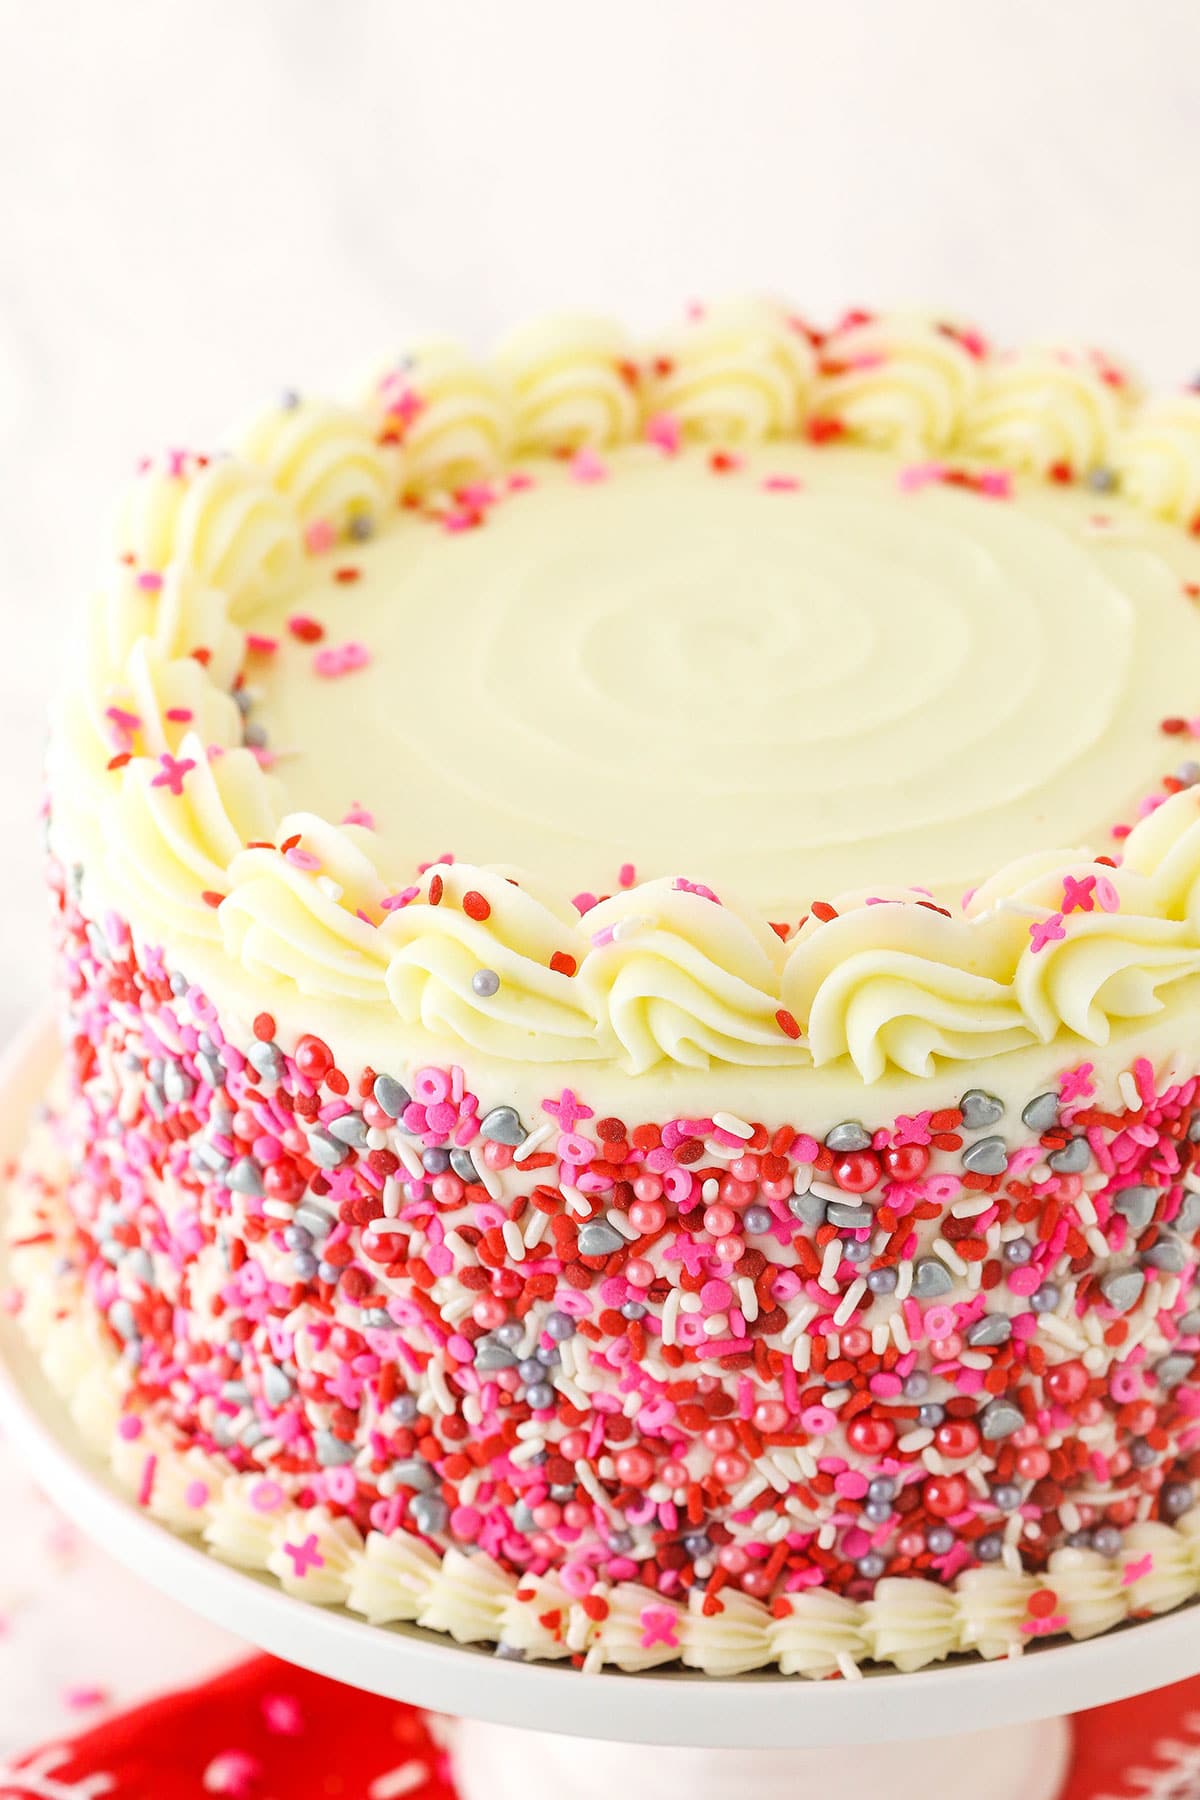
[50,301,1200,1081]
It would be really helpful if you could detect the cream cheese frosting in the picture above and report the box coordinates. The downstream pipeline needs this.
[45,304,1200,1086]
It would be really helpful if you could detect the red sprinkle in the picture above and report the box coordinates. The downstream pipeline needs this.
[462,890,491,921]
[550,951,578,976]
[775,1008,802,1040]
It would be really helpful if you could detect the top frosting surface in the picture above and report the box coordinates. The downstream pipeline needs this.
[47,301,1200,1081]
[250,441,1200,911]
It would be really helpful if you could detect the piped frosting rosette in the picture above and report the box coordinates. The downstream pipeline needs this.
[642,297,816,443]
[955,345,1137,476]
[365,338,514,497]
[577,880,794,1072]
[1117,389,1200,527]
[113,452,302,613]
[220,815,401,1005]
[383,863,600,1060]
[237,396,401,532]
[782,896,1030,1082]
[492,314,641,454]
[811,313,984,452]
[102,733,277,944]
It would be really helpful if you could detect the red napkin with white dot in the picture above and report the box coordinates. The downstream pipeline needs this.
[1,1651,1199,1800]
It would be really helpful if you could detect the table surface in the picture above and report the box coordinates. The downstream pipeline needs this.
[1,0,1199,1758]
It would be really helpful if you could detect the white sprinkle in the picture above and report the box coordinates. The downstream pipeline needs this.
[501,1220,525,1262]
[737,1276,759,1323]
[959,1350,991,1370]
[612,913,653,942]
[427,1361,455,1415]
[932,1236,967,1276]
[394,1138,425,1181]
[895,1260,913,1303]
[713,1110,754,1140]
[382,1175,402,1218]
[479,1160,504,1201]
[833,1277,867,1327]
[890,1311,911,1353]
[661,1288,681,1348]
[563,1185,592,1217]
[898,1427,934,1453]
[951,1192,994,1219]
[817,1524,837,1550]
[369,1761,430,1800]
[819,1238,842,1293]
[1086,1226,1110,1260]
[262,1198,294,1220]
[1075,1191,1098,1227]
[730,1475,769,1510]
[702,1177,720,1202]
[791,1335,812,1373]
[872,1324,890,1356]
[1118,1071,1142,1112]
[810,1178,843,1205]
[443,1229,476,1265]
[967,1261,982,1291]
[921,1447,947,1475]
[781,1302,816,1347]
[523,1209,548,1250]
[509,1437,547,1465]
[792,1164,813,1196]
[514,1121,554,1160]
[836,1651,864,1682]
[605,1209,640,1241]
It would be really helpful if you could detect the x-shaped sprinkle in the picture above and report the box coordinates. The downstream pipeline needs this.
[1029,912,1066,954]
[1061,874,1096,914]
[542,1088,593,1131]
[639,1605,680,1649]
[150,752,196,795]
[281,1532,324,1577]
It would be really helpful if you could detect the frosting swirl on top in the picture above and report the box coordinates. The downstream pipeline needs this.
[811,313,983,452]
[366,338,513,497]
[49,300,1200,1080]
[643,296,816,442]
[1117,390,1200,528]
[493,314,640,454]
[956,345,1137,477]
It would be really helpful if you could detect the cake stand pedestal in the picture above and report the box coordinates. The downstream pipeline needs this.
[0,1019,1194,1800]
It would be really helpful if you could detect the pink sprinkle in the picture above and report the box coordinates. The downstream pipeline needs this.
[1029,912,1066,954]
[137,1452,157,1507]
[185,1479,210,1509]
[645,412,682,454]
[1095,875,1121,913]
[245,632,278,655]
[761,474,802,492]
[117,1413,143,1441]
[165,707,194,723]
[341,802,376,829]
[977,469,1014,499]
[304,519,337,553]
[618,862,636,888]
[136,571,164,592]
[380,887,420,912]
[569,447,608,483]
[897,461,947,493]
[313,641,371,678]
[284,846,322,871]
[63,1686,109,1712]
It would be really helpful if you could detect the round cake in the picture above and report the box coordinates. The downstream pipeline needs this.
[12,299,1200,1676]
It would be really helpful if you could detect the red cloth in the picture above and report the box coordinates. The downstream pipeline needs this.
[3,1653,1200,1799]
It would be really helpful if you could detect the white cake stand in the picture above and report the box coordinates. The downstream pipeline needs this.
[4,1017,1200,1800]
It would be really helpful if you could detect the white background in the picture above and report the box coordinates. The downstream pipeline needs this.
[0,0,1198,1746]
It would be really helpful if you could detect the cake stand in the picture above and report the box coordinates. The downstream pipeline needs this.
[4,1018,1200,1800]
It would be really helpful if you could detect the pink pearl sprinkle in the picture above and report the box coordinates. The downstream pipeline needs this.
[117,1414,143,1441]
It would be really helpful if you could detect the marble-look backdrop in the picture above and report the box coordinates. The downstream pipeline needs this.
[0,0,1197,1742]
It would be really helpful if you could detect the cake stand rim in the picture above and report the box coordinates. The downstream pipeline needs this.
[5,1010,1200,1748]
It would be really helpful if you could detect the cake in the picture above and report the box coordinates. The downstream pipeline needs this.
[10,299,1200,1677]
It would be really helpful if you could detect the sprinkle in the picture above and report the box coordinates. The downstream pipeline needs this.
[287,614,325,642]
[314,641,371,678]
[645,412,682,454]
[1029,912,1067,954]
[462,890,491,921]
[775,1008,802,1040]
[569,447,608,483]
[150,752,196,795]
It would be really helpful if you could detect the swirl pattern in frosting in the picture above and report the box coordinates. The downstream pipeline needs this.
[367,338,514,497]
[493,314,641,454]
[643,296,816,442]
[955,345,1138,477]
[811,312,983,451]
[237,396,401,532]
[1117,389,1200,527]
